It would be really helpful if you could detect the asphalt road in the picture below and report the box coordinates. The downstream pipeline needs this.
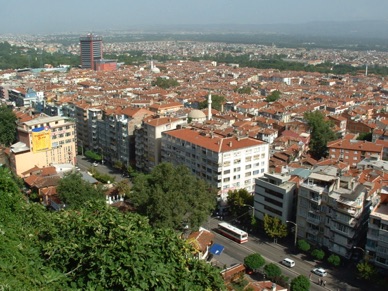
[76,155,127,183]
[206,217,380,291]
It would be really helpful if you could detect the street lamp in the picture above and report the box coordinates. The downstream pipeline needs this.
[241,204,255,218]
[286,220,298,247]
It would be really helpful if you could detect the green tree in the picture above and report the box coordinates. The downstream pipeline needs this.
[115,179,131,197]
[290,275,310,291]
[304,111,337,159]
[130,162,217,230]
[234,86,252,94]
[356,261,376,281]
[327,254,341,267]
[356,132,372,141]
[198,94,225,111]
[151,76,179,89]
[84,150,102,161]
[0,168,66,290]
[265,90,281,102]
[57,172,105,209]
[264,263,282,281]
[311,249,325,261]
[263,214,287,240]
[0,167,225,290]
[297,239,311,252]
[0,105,17,146]
[227,189,253,217]
[244,253,265,271]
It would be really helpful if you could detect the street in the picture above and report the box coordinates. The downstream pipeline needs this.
[75,155,127,183]
[206,217,380,291]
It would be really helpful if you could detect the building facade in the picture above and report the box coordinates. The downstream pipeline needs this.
[254,172,297,223]
[161,128,269,199]
[9,115,76,176]
[80,34,103,70]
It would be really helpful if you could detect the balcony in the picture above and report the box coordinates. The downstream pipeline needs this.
[306,216,320,226]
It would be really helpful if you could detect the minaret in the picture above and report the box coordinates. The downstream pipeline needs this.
[365,64,368,76]
[208,93,212,120]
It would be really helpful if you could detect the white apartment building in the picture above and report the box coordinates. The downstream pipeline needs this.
[161,128,269,200]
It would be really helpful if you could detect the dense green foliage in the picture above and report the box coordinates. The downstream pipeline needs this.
[265,90,281,102]
[311,249,325,261]
[57,172,105,209]
[0,105,17,146]
[151,77,179,89]
[304,111,337,159]
[327,254,341,267]
[234,86,252,94]
[356,132,373,141]
[243,253,265,271]
[84,150,102,161]
[0,167,225,290]
[263,263,282,280]
[297,239,311,252]
[263,214,288,240]
[130,162,217,230]
[198,94,225,112]
[356,261,376,281]
[0,41,79,69]
[227,189,253,217]
[290,275,310,291]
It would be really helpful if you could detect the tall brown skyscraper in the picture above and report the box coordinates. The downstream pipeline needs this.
[79,33,103,70]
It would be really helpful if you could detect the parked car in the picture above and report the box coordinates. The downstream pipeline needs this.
[281,258,295,268]
[93,162,98,166]
[312,268,327,277]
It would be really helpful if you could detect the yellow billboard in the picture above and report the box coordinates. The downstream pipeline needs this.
[32,126,52,153]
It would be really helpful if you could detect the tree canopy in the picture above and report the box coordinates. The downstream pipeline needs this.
[57,172,105,209]
[297,239,311,252]
[263,263,282,280]
[244,253,265,271]
[0,105,17,146]
[227,188,253,217]
[290,275,310,291]
[130,162,217,230]
[0,167,225,290]
[265,90,281,102]
[198,94,225,112]
[327,254,341,267]
[263,214,287,240]
[304,110,337,160]
[151,77,179,89]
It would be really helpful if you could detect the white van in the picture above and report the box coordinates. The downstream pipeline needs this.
[281,258,295,268]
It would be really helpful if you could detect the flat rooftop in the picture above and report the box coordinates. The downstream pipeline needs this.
[372,203,388,220]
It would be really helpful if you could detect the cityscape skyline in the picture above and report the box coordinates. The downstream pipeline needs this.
[1,0,387,34]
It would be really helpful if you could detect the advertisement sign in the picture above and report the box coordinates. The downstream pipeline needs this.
[32,126,52,153]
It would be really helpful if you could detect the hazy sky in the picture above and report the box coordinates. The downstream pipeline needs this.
[1,0,387,34]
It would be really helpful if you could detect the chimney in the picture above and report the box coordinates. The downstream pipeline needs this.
[229,142,233,147]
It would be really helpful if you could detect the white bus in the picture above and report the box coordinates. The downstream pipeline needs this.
[218,222,248,243]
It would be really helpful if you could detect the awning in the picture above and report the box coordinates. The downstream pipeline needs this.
[209,243,225,255]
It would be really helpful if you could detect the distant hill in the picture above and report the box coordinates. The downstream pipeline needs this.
[128,20,388,40]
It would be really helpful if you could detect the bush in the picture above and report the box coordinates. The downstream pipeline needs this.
[244,253,265,271]
[264,263,281,281]
[327,254,341,267]
[297,239,310,252]
[290,275,310,291]
[311,249,325,261]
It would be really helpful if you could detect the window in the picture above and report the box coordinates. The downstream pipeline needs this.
[245,164,252,170]
[245,172,252,177]
[234,158,241,164]
[234,167,241,172]
[253,170,260,175]
[224,169,230,174]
